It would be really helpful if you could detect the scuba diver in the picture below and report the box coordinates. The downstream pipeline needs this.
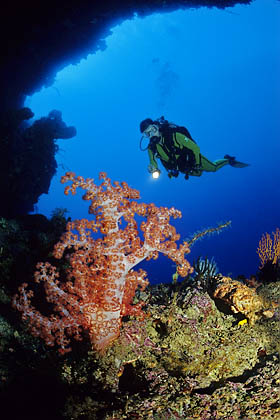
[140,116,249,179]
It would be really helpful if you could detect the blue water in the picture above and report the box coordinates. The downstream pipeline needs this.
[25,0,280,283]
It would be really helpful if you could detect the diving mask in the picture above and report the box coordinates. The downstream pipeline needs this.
[143,124,160,138]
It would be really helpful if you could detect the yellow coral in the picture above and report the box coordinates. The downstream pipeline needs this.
[257,227,280,268]
[238,319,247,327]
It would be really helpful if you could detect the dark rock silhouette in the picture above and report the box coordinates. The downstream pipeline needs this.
[0,108,76,217]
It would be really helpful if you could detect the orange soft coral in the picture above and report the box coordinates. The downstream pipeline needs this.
[13,172,192,354]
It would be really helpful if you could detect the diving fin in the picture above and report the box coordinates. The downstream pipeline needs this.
[231,160,250,168]
[224,154,250,168]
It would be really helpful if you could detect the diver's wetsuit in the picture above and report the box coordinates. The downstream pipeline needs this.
[147,129,229,177]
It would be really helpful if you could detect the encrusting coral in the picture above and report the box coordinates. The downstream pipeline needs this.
[60,279,280,420]
[13,172,193,354]
[213,276,278,325]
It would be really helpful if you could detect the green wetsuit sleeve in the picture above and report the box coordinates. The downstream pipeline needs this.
[148,147,159,169]
[174,132,201,165]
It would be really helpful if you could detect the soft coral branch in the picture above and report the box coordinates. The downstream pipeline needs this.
[13,172,192,354]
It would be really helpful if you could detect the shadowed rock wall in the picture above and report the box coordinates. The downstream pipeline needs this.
[1,0,252,111]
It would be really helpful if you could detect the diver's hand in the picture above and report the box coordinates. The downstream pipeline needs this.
[148,165,157,173]
[189,164,202,176]
[189,164,201,173]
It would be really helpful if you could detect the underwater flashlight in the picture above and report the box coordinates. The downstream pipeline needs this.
[152,169,160,179]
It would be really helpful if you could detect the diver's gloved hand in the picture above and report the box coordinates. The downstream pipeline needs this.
[148,165,157,173]
[194,164,202,171]
[189,164,202,176]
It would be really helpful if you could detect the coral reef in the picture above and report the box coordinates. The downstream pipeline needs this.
[0,209,279,419]
[0,211,73,420]
[60,280,280,419]
[2,176,279,419]
[13,172,192,354]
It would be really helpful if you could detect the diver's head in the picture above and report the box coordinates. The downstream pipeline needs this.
[140,119,160,138]
[139,119,161,152]
[140,118,154,133]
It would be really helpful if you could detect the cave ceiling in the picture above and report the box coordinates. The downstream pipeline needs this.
[1,0,252,111]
